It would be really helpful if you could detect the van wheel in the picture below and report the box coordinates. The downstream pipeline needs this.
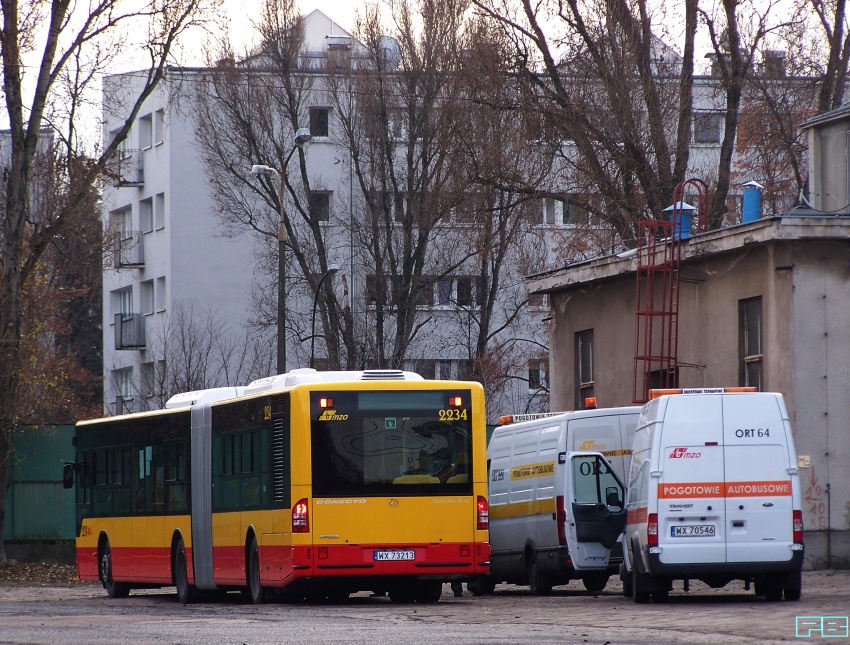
[100,542,130,599]
[174,538,196,604]
[620,564,633,598]
[651,588,669,603]
[582,571,610,593]
[527,555,552,595]
[784,571,802,601]
[631,567,650,604]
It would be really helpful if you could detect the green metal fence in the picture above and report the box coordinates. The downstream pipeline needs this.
[4,425,76,541]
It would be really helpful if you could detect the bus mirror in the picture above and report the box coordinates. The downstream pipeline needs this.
[62,462,75,489]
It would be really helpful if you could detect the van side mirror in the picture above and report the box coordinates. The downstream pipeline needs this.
[62,462,75,489]
[606,486,622,508]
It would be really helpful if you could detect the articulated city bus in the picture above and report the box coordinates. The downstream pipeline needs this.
[66,369,490,603]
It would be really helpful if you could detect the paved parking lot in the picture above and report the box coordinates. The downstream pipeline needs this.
[0,570,848,643]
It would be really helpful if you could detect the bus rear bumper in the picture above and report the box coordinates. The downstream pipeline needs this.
[286,541,490,579]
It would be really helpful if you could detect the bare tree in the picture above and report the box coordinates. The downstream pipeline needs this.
[191,0,356,370]
[471,0,801,237]
[809,0,850,112]
[0,0,209,564]
[117,303,275,412]
[327,0,477,369]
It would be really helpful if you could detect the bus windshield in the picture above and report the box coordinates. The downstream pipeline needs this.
[310,389,473,496]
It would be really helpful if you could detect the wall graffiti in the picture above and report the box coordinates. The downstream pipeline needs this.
[804,466,829,530]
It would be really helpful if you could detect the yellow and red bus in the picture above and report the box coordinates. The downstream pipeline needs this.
[67,369,490,603]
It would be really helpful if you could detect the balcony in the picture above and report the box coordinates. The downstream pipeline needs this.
[107,149,144,187]
[114,231,145,268]
[114,313,146,350]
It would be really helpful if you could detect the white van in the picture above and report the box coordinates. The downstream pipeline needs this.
[621,388,804,603]
[478,406,640,595]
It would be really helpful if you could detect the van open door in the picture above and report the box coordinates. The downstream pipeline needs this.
[566,452,627,570]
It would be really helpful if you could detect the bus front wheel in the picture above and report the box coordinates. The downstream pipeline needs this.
[100,541,130,599]
[175,539,195,604]
[248,536,266,605]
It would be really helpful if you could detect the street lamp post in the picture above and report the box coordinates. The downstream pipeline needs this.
[310,264,339,369]
[251,127,311,374]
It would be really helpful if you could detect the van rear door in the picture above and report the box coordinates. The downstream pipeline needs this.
[656,395,726,564]
[722,394,794,563]
[565,452,626,569]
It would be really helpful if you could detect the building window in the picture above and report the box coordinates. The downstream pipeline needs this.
[138,113,153,149]
[405,359,436,379]
[140,198,153,233]
[154,109,165,145]
[113,367,134,413]
[739,296,763,390]
[141,362,155,398]
[529,358,549,392]
[436,279,452,306]
[309,107,329,137]
[112,287,133,320]
[155,193,165,229]
[438,360,452,380]
[366,275,383,307]
[111,207,132,240]
[536,197,557,225]
[694,111,722,144]
[575,329,594,408]
[156,276,166,312]
[141,280,154,315]
[563,197,589,226]
[309,191,331,222]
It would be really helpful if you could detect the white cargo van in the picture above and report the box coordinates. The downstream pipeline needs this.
[480,406,640,595]
[621,388,804,603]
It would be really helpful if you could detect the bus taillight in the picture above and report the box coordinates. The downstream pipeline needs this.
[293,498,310,533]
[477,496,489,530]
[449,396,463,407]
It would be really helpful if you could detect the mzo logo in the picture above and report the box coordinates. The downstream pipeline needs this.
[669,447,701,459]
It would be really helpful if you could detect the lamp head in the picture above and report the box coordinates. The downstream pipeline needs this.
[327,263,339,274]
[294,128,312,147]
[251,164,274,177]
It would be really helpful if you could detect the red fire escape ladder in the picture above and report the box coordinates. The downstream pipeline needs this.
[632,179,708,404]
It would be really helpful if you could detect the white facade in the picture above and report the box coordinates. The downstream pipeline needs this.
[102,75,270,414]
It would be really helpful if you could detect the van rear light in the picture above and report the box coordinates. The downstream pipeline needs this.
[292,498,310,533]
[647,513,659,547]
[477,496,489,530]
[793,510,804,544]
[556,496,567,545]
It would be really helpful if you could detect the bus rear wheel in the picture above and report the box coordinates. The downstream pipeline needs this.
[414,581,443,603]
[248,536,266,605]
[100,542,130,599]
[175,539,195,604]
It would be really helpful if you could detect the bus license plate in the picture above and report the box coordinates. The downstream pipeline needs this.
[671,525,715,537]
[374,549,415,561]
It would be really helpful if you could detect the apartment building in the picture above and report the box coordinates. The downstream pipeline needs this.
[100,9,791,421]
